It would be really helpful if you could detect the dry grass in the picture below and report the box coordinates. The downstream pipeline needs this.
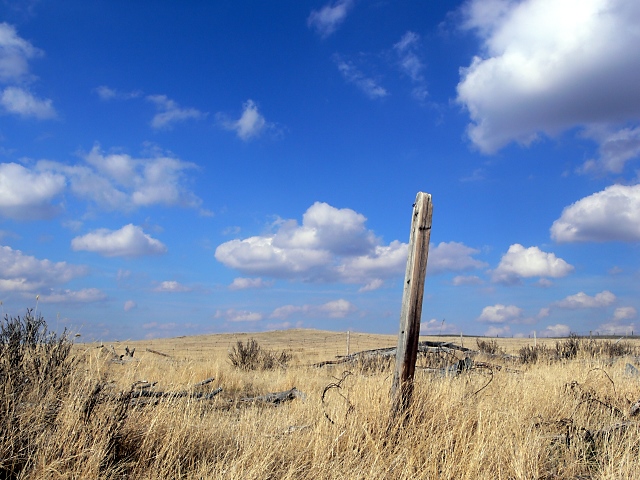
[4,313,640,479]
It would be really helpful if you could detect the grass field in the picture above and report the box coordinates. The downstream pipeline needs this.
[3,313,640,479]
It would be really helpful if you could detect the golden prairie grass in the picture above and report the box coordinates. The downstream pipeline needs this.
[3,319,640,479]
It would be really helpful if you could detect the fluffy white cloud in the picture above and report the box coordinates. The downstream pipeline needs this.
[0,24,56,119]
[485,325,510,337]
[492,244,573,284]
[597,321,635,335]
[216,202,402,287]
[307,0,353,38]
[551,184,640,242]
[394,31,428,101]
[37,144,202,212]
[229,277,272,290]
[216,202,483,289]
[578,125,640,174]
[613,306,637,321]
[218,99,270,141]
[71,224,167,257]
[154,280,191,293]
[147,94,206,130]
[457,0,640,155]
[270,299,356,319]
[0,86,55,119]
[39,288,106,304]
[124,300,137,312]
[428,241,487,274]
[334,56,388,99]
[555,290,616,309]
[214,308,263,322]
[540,324,571,337]
[478,304,523,323]
[0,162,65,219]
[0,245,87,292]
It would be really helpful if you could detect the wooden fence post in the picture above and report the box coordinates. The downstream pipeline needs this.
[391,192,433,418]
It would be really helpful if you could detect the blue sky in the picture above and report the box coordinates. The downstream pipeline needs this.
[1,0,640,341]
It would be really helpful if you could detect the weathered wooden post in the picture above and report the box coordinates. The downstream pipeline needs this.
[391,192,433,418]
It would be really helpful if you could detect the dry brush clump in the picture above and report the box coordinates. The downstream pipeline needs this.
[228,338,292,371]
[3,313,640,479]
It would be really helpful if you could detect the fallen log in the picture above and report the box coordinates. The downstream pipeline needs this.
[240,387,305,404]
[146,348,172,358]
[131,387,223,401]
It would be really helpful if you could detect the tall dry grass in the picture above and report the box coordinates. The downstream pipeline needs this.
[2,312,640,479]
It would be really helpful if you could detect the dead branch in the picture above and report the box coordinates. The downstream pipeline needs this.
[193,377,215,388]
[239,387,305,404]
[145,348,172,358]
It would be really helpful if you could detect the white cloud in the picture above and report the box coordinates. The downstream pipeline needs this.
[307,0,353,38]
[0,86,55,119]
[492,244,573,284]
[269,299,356,320]
[457,0,640,154]
[216,202,402,287]
[0,244,87,293]
[394,31,428,101]
[578,125,640,174]
[478,304,523,323]
[452,275,483,286]
[37,144,202,212]
[613,306,637,321]
[71,224,167,258]
[154,280,191,293]
[216,202,483,288]
[551,184,640,242]
[124,300,137,312]
[39,288,106,304]
[555,290,616,309]
[229,277,272,290]
[334,55,388,99]
[95,85,141,101]
[0,22,41,82]
[540,324,571,337]
[0,162,65,219]
[485,325,510,337]
[146,94,206,130]
[428,241,487,274]
[218,99,271,141]
[214,308,263,322]
[597,321,635,335]
[420,318,458,334]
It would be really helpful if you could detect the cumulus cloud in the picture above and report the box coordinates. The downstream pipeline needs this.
[485,325,510,337]
[39,288,106,304]
[307,0,353,38]
[124,300,137,312]
[154,280,191,293]
[452,275,483,286]
[613,306,637,321]
[477,303,523,323]
[214,308,263,322]
[0,244,87,293]
[37,144,202,212]
[216,202,401,287]
[71,224,167,257]
[551,184,640,242]
[229,277,272,290]
[457,0,640,155]
[540,324,571,337]
[0,86,55,119]
[0,162,65,219]
[420,318,458,334]
[0,23,56,119]
[146,94,206,130]
[578,125,640,174]
[428,241,487,274]
[491,244,574,284]
[269,299,356,319]
[597,306,637,335]
[394,31,428,101]
[555,290,616,309]
[217,99,272,141]
[334,56,388,99]
[216,201,482,289]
